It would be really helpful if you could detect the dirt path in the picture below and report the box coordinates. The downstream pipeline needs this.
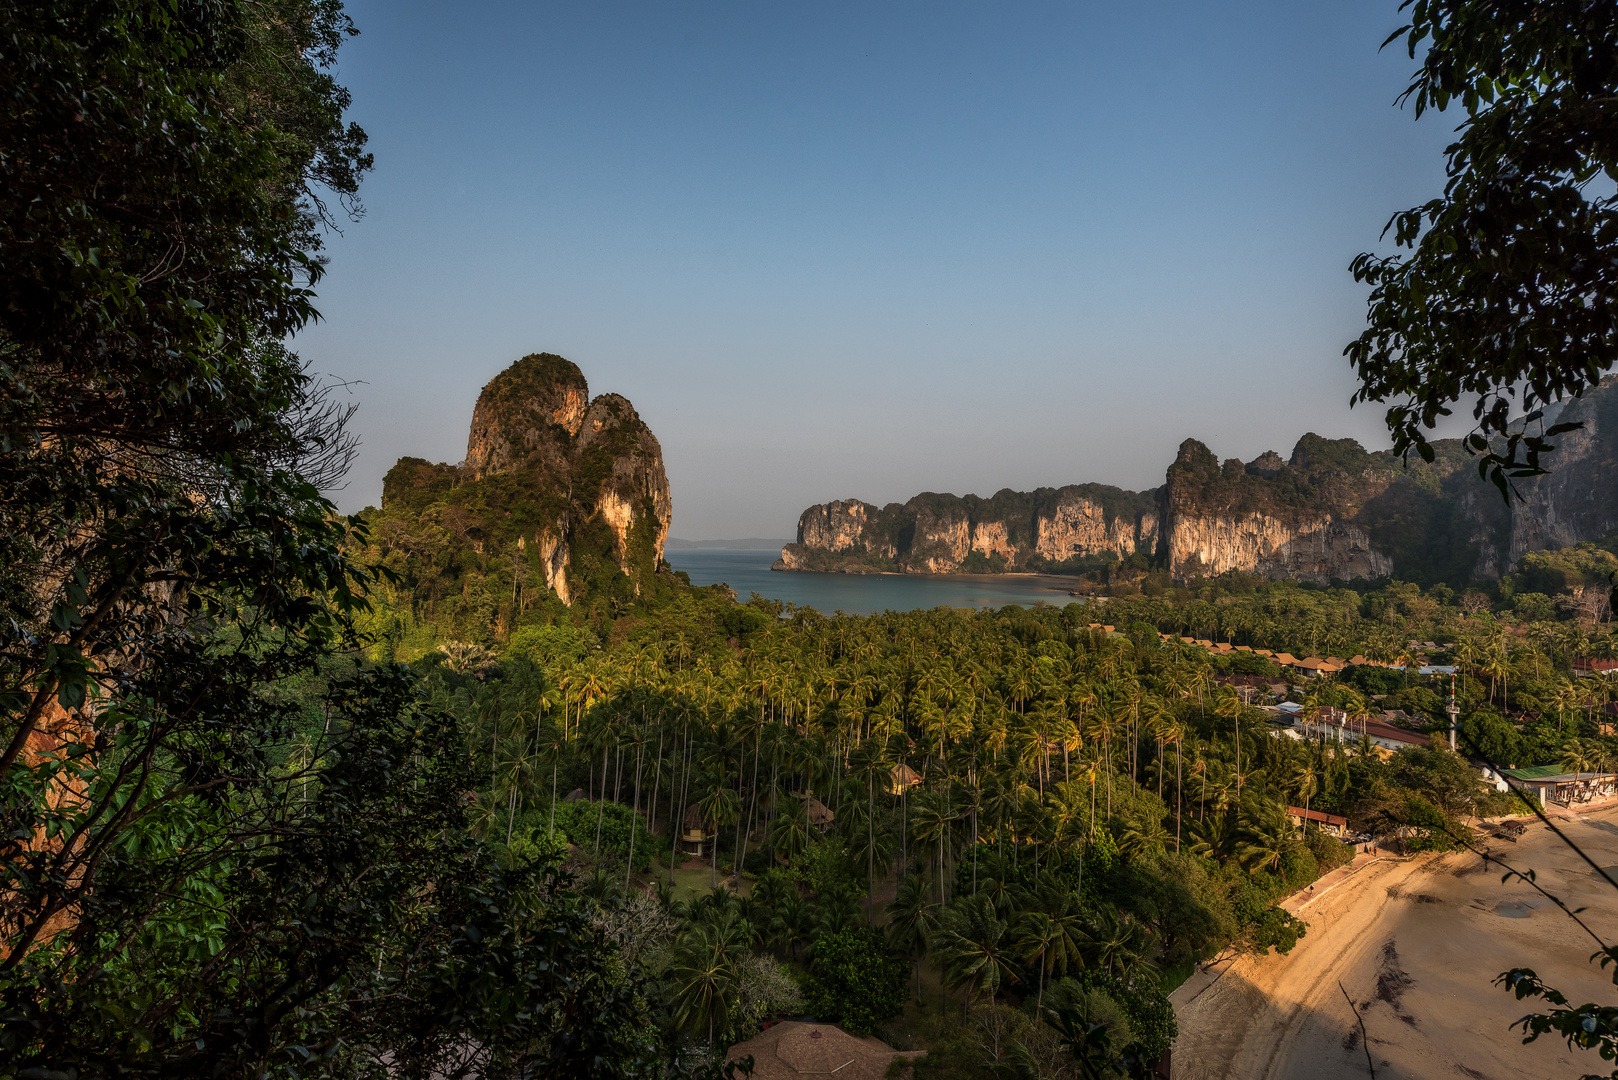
[1172,809,1618,1079]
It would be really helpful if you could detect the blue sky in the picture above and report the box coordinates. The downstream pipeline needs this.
[300,1,1459,537]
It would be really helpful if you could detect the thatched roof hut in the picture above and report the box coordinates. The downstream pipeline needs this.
[682,803,707,834]
[802,794,834,829]
[727,1022,921,1080]
[888,762,922,793]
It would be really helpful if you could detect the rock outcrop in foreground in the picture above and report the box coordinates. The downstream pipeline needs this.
[777,379,1618,586]
[381,353,670,605]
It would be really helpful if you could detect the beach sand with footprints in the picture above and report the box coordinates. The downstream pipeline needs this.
[1173,804,1618,1080]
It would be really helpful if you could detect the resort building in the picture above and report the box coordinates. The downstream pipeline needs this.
[1281,707,1432,754]
[1484,765,1618,806]
[1286,806,1349,837]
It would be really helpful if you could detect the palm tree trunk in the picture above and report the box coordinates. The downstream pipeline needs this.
[732,737,748,882]
[649,720,665,838]
[613,742,623,804]
[739,729,762,875]
[594,747,609,855]
[867,775,875,923]
[1175,746,1182,848]
[626,727,646,889]
[506,783,517,844]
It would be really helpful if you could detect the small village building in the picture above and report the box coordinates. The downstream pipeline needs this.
[1287,708,1432,754]
[1287,805,1349,837]
[1488,765,1618,806]
[887,762,922,794]
[727,1022,921,1080]
[1574,658,1618,677]
[799,792,835,831]
[680,803,711,856]
[1358,717,1432,755]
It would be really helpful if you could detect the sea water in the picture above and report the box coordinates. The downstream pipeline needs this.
[664,549,1080,617]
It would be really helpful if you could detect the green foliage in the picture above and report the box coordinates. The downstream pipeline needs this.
[508,621,598,668]
[1514,544,1618,603]
[803,928,908,1037]
[796,835,867,897]
[1304,826,1354,873]
[1348,1,1618,490]
[0,7,674,1072]
[1498,959,1618,1080]
[1056,968,1178,1070]
[1246,907,1308,957]
[548,800,667,872]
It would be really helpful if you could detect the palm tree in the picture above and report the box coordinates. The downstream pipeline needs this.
[698,777,742,888]
[1016,910,1062,1011]
[1081,906,1146,977]
[1118,813,1169,860]
[909,789,958,905]
[1289,758,1321,818]
[887,873,940,1003]
[1236,802,1298,874]
[1562,737,1601,774]
[931,895,1017,1014]
[1151,710,1190,846]
[670,922,743,1048]
[769,797,812,868]
[1213,685,1246,789]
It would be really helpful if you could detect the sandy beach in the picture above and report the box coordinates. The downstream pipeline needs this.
[1172,807,1618,1080]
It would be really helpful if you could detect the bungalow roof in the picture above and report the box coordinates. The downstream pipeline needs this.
[801,793,834,826]
[1287,805,1348,828]
[1362,718,1431,747]
[889,763,922,789]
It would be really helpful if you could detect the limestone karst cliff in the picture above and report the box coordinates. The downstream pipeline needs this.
[777,486,1160,575]
[779,378,1618,586]
[376,353,671,606]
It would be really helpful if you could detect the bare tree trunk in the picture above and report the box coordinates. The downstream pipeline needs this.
[594,746,609,855]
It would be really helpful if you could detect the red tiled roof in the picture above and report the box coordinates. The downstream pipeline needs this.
[1287,805,1348,828]
[1361,718,1431,747]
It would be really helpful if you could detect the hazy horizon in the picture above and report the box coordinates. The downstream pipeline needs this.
[300,1,1474,537]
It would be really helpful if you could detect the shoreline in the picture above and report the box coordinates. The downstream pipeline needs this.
[1173,802,1618,1078]
[773,567,1092,592]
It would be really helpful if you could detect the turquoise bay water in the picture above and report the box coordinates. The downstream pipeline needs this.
[664,549,1081,617]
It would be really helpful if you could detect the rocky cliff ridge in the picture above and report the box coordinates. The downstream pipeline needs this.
[778,485,1160,576]
[778,379,1617,586]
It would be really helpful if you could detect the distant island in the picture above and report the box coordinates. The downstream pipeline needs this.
[665,537,794,551]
